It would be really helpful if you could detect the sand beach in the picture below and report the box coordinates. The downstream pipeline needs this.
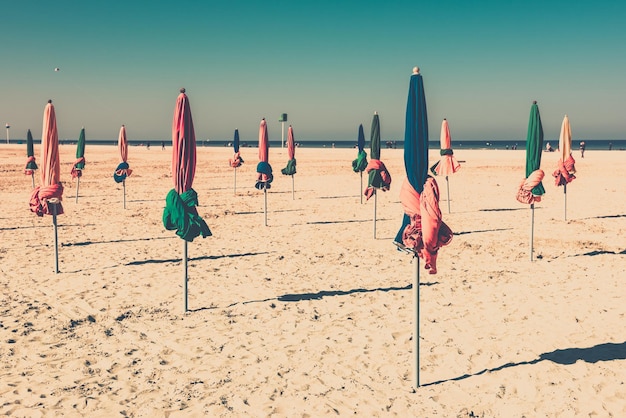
[1,143,625,417]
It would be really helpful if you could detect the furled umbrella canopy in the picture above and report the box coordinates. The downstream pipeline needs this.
[351,124,368,172]
[553,115,576,186]
[516,101,545,204]
[430,119,460,176]
[71,127,86,179]
[163,88,211,242]
[398,68,453,274]
[29,100,64,216]
[255,118,273,190]
[281,125,297,175]
[24,129,38,175]
[363,113,391,200]
[113,125,132,183]
[229,129,244,168]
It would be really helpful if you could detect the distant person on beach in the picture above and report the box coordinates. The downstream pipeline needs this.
[609,142,613,150]
[580,141,586,158]
[161,141,165,150]
[546,142,554,152]
[147,141,150,150]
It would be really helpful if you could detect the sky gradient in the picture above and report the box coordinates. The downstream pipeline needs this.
[2,0,625,143]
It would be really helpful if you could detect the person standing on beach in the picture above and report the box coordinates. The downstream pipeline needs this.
[580,141,586,158]
[161,141,165,150]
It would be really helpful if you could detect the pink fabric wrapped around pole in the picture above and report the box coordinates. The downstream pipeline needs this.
[172,90,197,194]
[259,119,269,163]
[118,125,129,163]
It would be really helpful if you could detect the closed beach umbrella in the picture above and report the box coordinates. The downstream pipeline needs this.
[552,115,576,220]
[24,129,38,188]
[351,124,368,203]
[364,112,391,238]
[255,118,273,226]
[396,67,453,388]
[515,100,545,261]
[229,129,244,195]
[113,125,132,208]
[430,118,461,213]
[281,125,297,199]
[29,100,64,273]
[71,127,86,203]
[162,88,211,312]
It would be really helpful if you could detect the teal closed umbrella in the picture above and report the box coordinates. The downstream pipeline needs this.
[71,127,86,203]
[516,100,545,261]
[24,129,38,188]
[352,124,367,203]
[364,112,391,238]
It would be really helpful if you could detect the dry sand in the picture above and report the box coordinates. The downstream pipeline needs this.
[1,143,625,417]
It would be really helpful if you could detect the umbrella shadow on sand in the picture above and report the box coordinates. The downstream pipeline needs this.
[423,341,626,387]
[62,236,174,247]
[125,251,271,266]
[453,228,513,236]
[571,249,626,257]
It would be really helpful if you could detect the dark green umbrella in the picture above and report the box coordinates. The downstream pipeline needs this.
[24,129,38,188]
[518,100,545,261]
[71,127,86,202]
[364,112,391,238]
[352,124,368,203]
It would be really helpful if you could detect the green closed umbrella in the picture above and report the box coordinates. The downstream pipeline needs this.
[364,112,391,238]
[517,101,545,261]
[24,129,38,188]
[71,127,86,202]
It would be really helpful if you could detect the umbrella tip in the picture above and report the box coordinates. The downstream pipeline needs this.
[533,100,537,104]
[374,111,378,115]
[413,66,420,74]
[47,99,52,104]
[180,87,186,93]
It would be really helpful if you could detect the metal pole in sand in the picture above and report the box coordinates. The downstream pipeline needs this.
[563,184,567,221]
[373,190,377,239]
[446,175,451,214]
[75,176,80,203]
[123,179,126,209]
[183,240,188,313]
[234,167,237,196]
[50,199,60,274]
[530,203,535,261]
[264,187,268,226]
[414,254,420,388]
[360,172,363,204]
[292,174,295,200]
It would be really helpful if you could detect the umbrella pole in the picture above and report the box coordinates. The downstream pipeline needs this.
[414,254,420,388]
[360,171,363,204]
[76,176,80,203]
[264,187,268,226]
[446,175,451,214]
[31,173,35,189]
[373,190,377,239]
[51,201,59,274]
[183,240,188,313]
[530,203,535,261]
[234,167,237,196]
[563,184,567,221]
[123,180,126,209]
[292,174,295,200]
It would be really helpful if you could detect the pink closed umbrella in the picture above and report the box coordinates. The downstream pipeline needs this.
[430,119,461,213]
[114,125,133,208]
[552,115,576,220]
[162,88,211,312]
[255,118,273,226]
[280,125,297,199]
[29,99,64,273]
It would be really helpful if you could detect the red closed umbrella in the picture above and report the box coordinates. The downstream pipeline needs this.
[29,100,64,273]
[162,88,211,312]
[255,118,273,226]
[114,125,133,208]
[430,118,461,213]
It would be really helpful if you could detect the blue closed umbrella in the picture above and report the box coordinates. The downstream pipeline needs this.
[352,124,368,203]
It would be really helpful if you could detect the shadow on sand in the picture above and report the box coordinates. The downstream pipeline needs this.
[423,341,626,386]
[125,251,271,266]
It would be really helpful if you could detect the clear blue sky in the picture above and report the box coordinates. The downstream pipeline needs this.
[2,0,625,142]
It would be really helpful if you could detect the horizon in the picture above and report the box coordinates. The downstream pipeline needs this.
[2,1,626,142]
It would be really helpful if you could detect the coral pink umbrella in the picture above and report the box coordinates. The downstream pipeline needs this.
[29,100,64,273]
[162,88,211,312]
[552,115,576,220]
[113,125,132,208]
[430,118,461,213]
[255,118,273,226]
[280,125,297,199]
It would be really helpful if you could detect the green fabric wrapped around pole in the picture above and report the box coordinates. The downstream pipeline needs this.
[525,101,545,197]
[281,158,297,175]
[352,124,368,172]
[163,188,212,242]
[25,129,38,170]
[367,113,382,188]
